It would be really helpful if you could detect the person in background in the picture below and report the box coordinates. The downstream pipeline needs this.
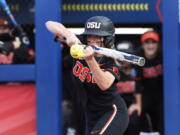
[138,30,164,135]
[115,41,142,135]
[0,18,34,64]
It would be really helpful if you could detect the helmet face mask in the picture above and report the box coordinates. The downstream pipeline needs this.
[86,35,104,46]
[83,16,115,48]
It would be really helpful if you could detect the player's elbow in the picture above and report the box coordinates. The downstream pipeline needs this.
[100,85,111,91]
[99,82,113,91]
[99,79,115,91]
[97,72,115,91]
[45,21,60,35]
[45,21,53,30]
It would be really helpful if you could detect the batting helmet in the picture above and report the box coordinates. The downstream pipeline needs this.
[82,16,115,48]
[116,41,135,54]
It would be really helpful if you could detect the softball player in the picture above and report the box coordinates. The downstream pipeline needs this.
[46,16,129,135]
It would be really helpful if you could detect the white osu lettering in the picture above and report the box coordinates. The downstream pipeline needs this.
[87,22,101,29]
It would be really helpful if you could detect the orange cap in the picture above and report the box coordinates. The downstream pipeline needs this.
[141,31,159,43]
[0,18,9,27]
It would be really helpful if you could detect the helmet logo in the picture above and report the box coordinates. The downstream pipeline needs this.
[87,22,101,29]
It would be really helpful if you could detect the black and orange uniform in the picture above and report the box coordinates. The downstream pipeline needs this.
[70,56,129,135]
[62,48,87,135]
[51,16,129,135]
[116,67,141,108]
[0,33,34,64]
[138,50,163,134]
[116,67,142,135]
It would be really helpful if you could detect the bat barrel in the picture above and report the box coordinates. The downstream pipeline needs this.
[123,55,145,66]
[92,46,145,66]
[0,0,18,26]
[138,57,145,66]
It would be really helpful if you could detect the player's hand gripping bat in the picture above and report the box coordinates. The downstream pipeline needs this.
[45,21,145,66]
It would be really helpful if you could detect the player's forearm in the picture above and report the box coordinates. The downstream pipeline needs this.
[45,21,80,47]
[135,94,142,106]
[46,21,64,37]
[86,57,115,90]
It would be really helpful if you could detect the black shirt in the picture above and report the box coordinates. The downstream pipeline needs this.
[71,56,120,112]
[138,50,163,94]
[116,67,142,107]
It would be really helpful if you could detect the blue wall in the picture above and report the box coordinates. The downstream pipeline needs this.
[163,0,180,135]
[35,0,62,135]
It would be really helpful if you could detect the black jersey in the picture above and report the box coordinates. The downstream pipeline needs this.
[115,67,142,106]
[138,50,163,93]
[0,41,34,64]
[71,56,120,112]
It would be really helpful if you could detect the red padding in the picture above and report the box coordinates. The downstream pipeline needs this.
[0,83,36,135]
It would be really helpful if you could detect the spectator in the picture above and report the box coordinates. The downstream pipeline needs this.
[0,18,34,64]
[137,30,164,135]
[115,41,142,135]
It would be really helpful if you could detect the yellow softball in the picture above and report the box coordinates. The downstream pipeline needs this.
[70,44,85,59]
